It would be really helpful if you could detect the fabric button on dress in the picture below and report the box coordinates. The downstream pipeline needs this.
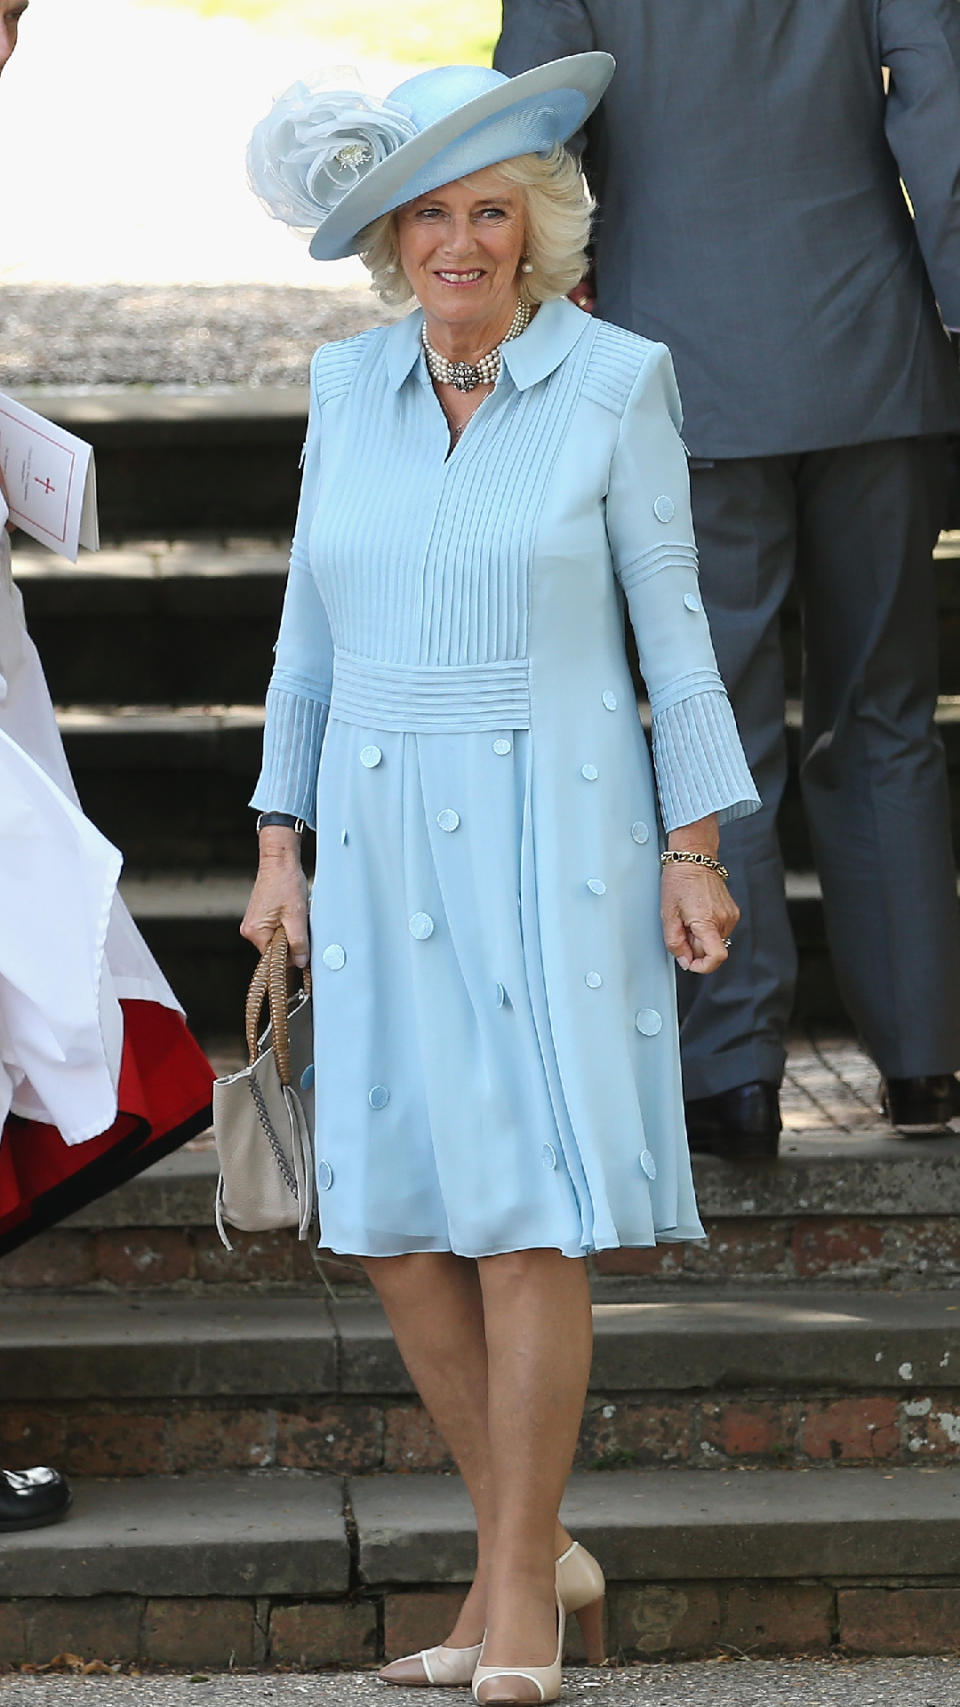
[654,494,675,523]
[322,944,346,970]
[541,1144,557,1170]
[369,1085,390,1110]
[585,971,603,989]
[409,912,435,940]
[602,690,618,711]
[492,738,512,755]
[635,1008,663,1036]
[437,809,460,832]
[495,982,507,1008]
[587,878,606,895]
[639,1149,658,1181]
[317,1160,334,1191]
[360,744,382,768]
[340,828,348,845]
[581,763,599,781]
[631,821,650,844]
[683,592,702,612]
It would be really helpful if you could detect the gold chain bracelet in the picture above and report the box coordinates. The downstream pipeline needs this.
[660,849,729,881]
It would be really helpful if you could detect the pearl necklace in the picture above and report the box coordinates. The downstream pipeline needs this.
[422,299,532,393]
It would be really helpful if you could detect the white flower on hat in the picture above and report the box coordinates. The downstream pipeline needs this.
[247,79,418,235]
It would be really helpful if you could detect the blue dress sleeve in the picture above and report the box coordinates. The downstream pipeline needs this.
[250,349,334,828]
[605,341,760,831]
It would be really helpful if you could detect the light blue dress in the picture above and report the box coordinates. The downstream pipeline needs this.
[252,297,759,1259]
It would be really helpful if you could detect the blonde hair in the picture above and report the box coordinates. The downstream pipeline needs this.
[357,147,593,308]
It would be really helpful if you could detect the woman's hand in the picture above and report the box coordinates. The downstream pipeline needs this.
[567,270,596,313]
[660,816,739,975]
[240,827,310,969]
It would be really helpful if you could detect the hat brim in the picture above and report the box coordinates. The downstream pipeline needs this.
[308,52,614,262]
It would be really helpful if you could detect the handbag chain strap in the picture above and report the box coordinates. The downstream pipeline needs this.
[248,1074,301,1199]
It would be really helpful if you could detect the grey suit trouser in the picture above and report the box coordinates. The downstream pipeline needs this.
[679,437,960,1098]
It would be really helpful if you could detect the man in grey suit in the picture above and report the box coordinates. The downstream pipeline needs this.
[497,0,960,1154]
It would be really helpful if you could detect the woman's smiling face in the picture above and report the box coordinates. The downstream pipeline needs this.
[395,168,526,342]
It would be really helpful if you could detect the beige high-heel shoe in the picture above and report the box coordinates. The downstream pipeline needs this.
[377,1542,605,1689]
[555,1541,606,1665]
[378,1641,483,1688]
[472,1591,565,1705]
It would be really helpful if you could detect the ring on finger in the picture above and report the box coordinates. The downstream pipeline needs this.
[723,937,733,949]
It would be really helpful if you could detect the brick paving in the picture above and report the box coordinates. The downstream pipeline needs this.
[782,1036,893,1138]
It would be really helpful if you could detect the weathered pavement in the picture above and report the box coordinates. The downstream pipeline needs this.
[0,286,390,391]
[3,1663,960,1707]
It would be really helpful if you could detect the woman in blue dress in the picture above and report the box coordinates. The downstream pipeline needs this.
[242,54,758,1705]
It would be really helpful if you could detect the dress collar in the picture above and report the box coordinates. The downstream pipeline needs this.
[384,295,593,393]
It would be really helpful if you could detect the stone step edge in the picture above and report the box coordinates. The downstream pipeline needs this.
[9,388,308,429]
[2,1467,960,1601]
[46,1132,960,1231]
[5,1289,960,1402]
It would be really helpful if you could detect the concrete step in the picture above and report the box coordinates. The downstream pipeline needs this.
[10,379,960,603]
[6,1093,960,1297]
[14,539,286,708]
[5,1041,959,1300]
[58,706,264,873]
[4,1287,960,1477]
[13,531,960,708]
[9,392,307,536]
[352,1463,960,1585]
[39,696,960,875]
[116,873,253,1037]
[0,1470,348,1599]
[1,1466,960,1664]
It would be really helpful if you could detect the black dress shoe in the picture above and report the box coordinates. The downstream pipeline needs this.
[880,1074,960,1136]
[684,1080,782,1159]
[0,1466,71,1532]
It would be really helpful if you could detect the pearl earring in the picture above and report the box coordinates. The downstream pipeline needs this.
[521,260,534,274]
[385,262,398,275]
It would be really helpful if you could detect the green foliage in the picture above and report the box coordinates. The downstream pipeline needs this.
[133,0,500,64]
[589,1450,639,1471]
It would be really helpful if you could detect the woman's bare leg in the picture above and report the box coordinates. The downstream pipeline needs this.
[361,1251,578,1658]
[362,1251,494,1648]
[476,1249,594,1690]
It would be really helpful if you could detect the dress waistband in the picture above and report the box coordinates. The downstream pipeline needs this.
[330,650,530,733]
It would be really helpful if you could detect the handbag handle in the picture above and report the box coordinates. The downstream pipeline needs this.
[244,926,312,1083]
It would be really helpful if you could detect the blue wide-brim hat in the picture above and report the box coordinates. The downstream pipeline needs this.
[248,54,615,263]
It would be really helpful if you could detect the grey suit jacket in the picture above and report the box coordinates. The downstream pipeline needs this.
[496,0,960,458]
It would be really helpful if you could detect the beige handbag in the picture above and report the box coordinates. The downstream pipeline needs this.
[213,926,316,1249]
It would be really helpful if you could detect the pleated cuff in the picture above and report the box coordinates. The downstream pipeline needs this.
[652,689,760,832]
[249,686,329,828]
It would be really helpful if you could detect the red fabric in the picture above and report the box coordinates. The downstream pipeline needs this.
[0,1000,214,1250]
